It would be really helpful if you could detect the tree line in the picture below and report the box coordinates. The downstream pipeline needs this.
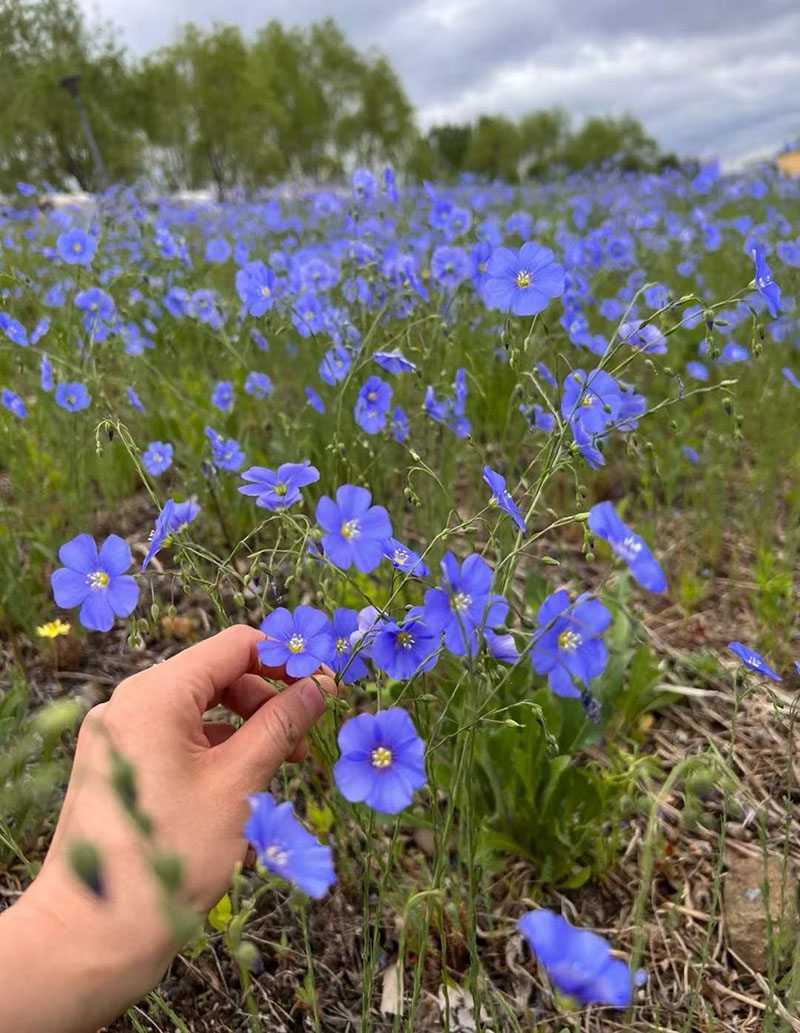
[1,0,679,195]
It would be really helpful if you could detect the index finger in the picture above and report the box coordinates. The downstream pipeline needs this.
[147,625,288,713]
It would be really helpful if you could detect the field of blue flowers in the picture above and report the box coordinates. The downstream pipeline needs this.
[2,163,800,1031]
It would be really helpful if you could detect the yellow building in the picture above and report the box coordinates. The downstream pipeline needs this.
[777,150,800,177]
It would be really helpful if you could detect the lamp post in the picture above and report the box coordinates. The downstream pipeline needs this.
[59,74,107,192]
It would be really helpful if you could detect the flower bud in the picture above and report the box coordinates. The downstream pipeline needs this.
[235,941,261,971]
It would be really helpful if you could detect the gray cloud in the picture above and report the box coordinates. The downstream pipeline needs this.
[78,0,800,164]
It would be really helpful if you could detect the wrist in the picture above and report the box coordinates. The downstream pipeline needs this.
[0,866,177,1033]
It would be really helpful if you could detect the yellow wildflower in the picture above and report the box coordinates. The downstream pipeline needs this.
[36,619,71,639]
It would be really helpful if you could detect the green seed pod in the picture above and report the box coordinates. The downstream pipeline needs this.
[153,853,183,894]
[111,752,138,814]
[233,592,246,608]
[235,941,260,971]
[69,841,104,898]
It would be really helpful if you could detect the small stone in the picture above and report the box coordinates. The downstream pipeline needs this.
[723,853,798,971]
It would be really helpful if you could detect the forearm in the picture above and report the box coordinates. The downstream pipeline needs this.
[0,874,173,1033]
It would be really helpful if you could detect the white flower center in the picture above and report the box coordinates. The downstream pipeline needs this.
[341,519,361,540]
[264,844,290,866]
[396,630,415,649]
[393,548,408,566]
[335,636,349,654]
[371,746,393,769]
[288,633,306,654]
[451,591,471,613]
[515,270,531,288]
[558,629,582,653]
[618,535,643,561]
[87,570,109,590]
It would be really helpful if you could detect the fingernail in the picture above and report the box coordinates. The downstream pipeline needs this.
[299,677,327,719]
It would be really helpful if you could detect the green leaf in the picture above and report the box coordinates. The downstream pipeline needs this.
[307,801,334,835]
[207,892,233,932]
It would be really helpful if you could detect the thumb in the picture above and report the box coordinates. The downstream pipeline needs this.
[218,672,335,786]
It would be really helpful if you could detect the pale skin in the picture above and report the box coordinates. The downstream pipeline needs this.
[0,625,336,1033]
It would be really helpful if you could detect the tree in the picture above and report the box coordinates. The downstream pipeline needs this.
[427,124,474,177]
[464,116,522,181]
[0,0,141,191]
[518,108,570,176]
[559,114,660,172]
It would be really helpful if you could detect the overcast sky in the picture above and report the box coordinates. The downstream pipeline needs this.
[78,0,800,166]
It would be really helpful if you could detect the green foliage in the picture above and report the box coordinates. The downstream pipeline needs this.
[0,0,142,190]
[0,3,416,193]
[559,113,662,172]
[469,591,663,885]
[0,1,673,192]
[0,668,80,867]
[422,107,671,181]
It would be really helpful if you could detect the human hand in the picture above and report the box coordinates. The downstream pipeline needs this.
[0,625,335,1033]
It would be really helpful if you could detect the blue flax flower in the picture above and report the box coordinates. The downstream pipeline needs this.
[372,607,439,679]
[618,320,667,354]
[142,441,173,476]
[142,499,200,571]
[236,261,276,316]
[2,389,26,418]
[430,245,469,289]
[31,317,49,345]
[245,371,273,398]
[1,314,28,346]
[751,245,781,317]
[245,793,335,899]
[305,386,325,414]
[588,502,666,594]
[518,909,637,1007]
[530,590,610,698]
[330,608,369,683]
[482,466,526,532]
[205,426,245,471]
[319,344,351,386]
[238,461,319,510]
[727,642,782,682]
[682,446,699,464]
[424,552,507,656]
[334,708,427,814]
[486,631,520,664]
[57,227,96,266]
[51,534,138,632]
[354,375,392,435]
[211,380,234,412]
[316,485,392,573]
[258,606,334,678]
[352,169,377,203]
[483,242,565,316]
[782,368,800,390]
[40,355,54,391]
[55,382,91,412]
[126,386,145,412]
[205,237,230,263]
[390,406,409,442]
[383,537,429,577]
[373,350,417,375]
